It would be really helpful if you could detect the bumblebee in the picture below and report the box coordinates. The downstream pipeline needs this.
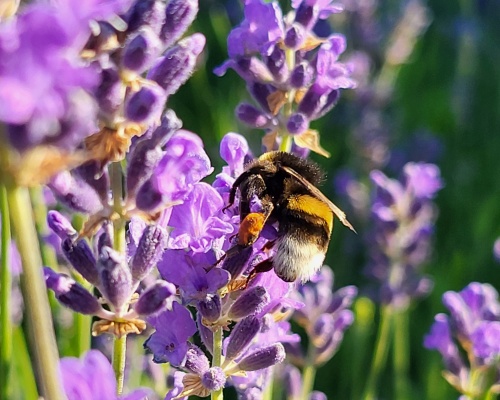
[224,151,355,283]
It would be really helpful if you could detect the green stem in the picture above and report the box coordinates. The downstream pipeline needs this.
[13,326,38,400]
[74,310,91,357]
[112,334,127,395]
[6,185,64,400]
[0,185,13,399]
[109,160,128,395]
[393,309,410,400]
[362,306,393,400]
[29,186,58,270]
[301,340,317,400]
[211,326,224,400]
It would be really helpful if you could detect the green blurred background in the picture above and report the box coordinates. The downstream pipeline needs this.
[168,0,500,398]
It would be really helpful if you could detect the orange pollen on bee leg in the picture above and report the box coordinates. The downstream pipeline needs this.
[238,212,266,246]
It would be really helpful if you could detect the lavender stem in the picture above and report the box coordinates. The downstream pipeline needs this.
[7,185,64,400]
[362,306,393,400]
[393,310,410,399]
[211,326,224,400]
[301,340,318,400]
[0,185,13,399]
[110,160,128,394]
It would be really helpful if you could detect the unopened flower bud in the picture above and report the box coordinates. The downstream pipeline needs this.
[96,223,113,254]
[237,343,285,371]
[134,281,176,315]
[265,47,287,82]
[122,27,163,73]
[285,24,305,49]
[290,62,314,88]
[197,313,213,354]
[147,33,205,98]
[160,0,199,48]
[228,286,269,320]
[248,82,273,113]
[311,314,334,348]
[131,225,168,283]
[62,238,99,286]
[222,245,253,281]
[44,268,102,315]
[125,84,166,123]
[74,160,110,203]
[201,367,226,391]
[95,67,123,117]
[235,57,274,83]
[197,295,222,324]
[125,0,166,35]
[97,246,132,310]
[298,85,339,120]
[225,316,261,361]
[283,366,302,399]
[47,210,76,239]
[294,3,316,29]
[287,113,309,135]
[49,171,103,214]
[236,103,270,128]
[185,343,210,375]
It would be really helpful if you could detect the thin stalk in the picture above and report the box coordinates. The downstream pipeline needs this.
[73,310,91,357]
[109,160,128,395]
[112,334,127,395]
[362,306,393,400]
[6,185,64,400]
[300,340,317,400]
[0,184,13,399]
[279,47,297,153]
[13,326,38,400]
[393,309,410,400]
[211,326,224,400]
[29,186,58,270]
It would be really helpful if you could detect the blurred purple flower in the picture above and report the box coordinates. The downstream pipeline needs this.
[60,350,151,400]
[424,282,500,396]
[366,163,443,309]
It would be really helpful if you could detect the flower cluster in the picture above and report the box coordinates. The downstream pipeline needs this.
[366,162,443,309]
[215,0,356,156]
[424,282,500,398]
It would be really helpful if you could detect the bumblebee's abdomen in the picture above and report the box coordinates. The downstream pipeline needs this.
[285,194,333,238]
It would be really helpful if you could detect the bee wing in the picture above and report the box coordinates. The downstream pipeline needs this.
[280,165,357,233]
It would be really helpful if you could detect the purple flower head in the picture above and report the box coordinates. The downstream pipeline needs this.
[226,0,284,58]
[366,163,442,309]
[167,183,234,253]
[0,0,132,151]
[158,249,230,302]
[136,130,213,212]
[145,302,197,366]
[60,350,151,400]
[219,133,250,177]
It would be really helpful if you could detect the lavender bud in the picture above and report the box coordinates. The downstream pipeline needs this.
[96,223,113,254]
[97,246,132,310]
[74,161,110,203]
[285,24,305,49]
[197,295,222,324]
[122,27,163,73]
[286,113,309,135]
[160,0,199,48]
[201,367,226,391]
[290,62,314,88]
[134,180,162,211]
[228,286,270,320]
[310,391,328,400]
[235,57,274,83]
[47,210,76,239]
[222,246,253,280]
[225,317,261,361]
[62,238,99,286]
[44,268,102,315]
[134,281,176,315]
[311,314,334,347]
[151,109,183,144]
[237,343,285,372]
[265,47,287,82]
[185,343,210,375]
[131,225,168,283]
[325,285,358,313]
[294,3,316,29]
[125,84,166,123]
[49,171,103,214]
[298,86,340,120]
[236,103,270,128]
[197,312,213,354]
[147,33,205,98]
[95,67,123,117]
[248,82,273,113]
[125,0,166,35]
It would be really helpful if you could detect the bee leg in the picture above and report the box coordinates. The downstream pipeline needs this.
[246,258,274,285]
